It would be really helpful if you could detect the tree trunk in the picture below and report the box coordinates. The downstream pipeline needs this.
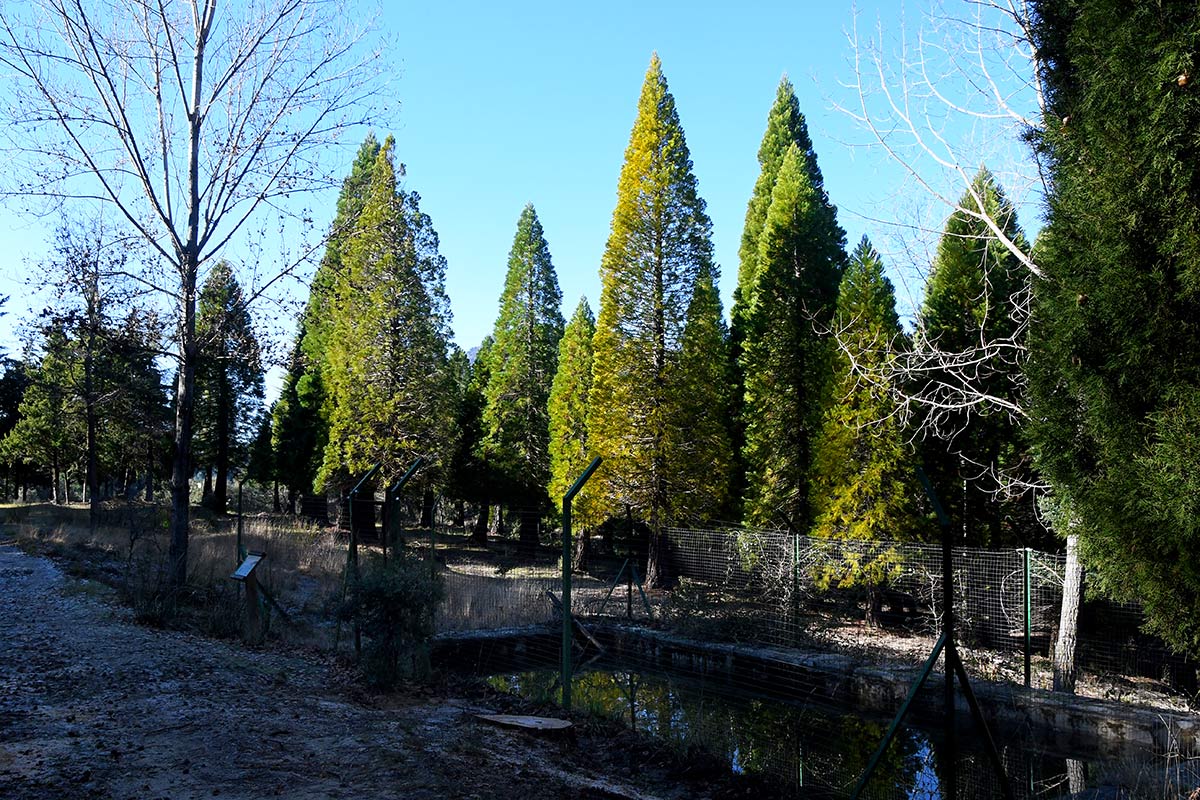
[202,465,213,507]
[571,526,591,573]
[517,508,538,559]
[213,376,230,514]
[469,501,489,546]
[453,499,465,529]
[272,478,281,513]
[168,270,199,592]
[865,583,884,628]
[645,526,673,589]
[52,461,61,505]
[1066,759,1087,794]
[1053,534,1084,693]
[420,489,435,529]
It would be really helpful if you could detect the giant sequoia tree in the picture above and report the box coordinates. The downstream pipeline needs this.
[482,205,564,555]
[549,298,599,555]
[731,78,840,518]
[740,143,845,531]
[589,55,723,586]
[1028,0,1200,655]
[320,137,456,491]
[917,168,1030,546]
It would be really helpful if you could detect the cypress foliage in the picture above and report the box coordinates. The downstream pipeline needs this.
[481,204,565,554]
[320,136,456,491]
[740,143,845,531]
[810,238,925,623]
[1028,0,1200,654]
[589,55,719,586]
[548,298,599,536]
[916,168,1030,546]
[273,135,381,497]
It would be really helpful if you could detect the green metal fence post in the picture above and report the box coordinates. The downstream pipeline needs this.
[562,456,602,712]
[1024,547,1032,688]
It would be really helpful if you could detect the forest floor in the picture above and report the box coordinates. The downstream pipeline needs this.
[0,539,776,800]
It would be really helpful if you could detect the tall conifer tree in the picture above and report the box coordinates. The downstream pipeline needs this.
[1028,0,1200,654]
[740,143,846,531]
[482,204,564,555]
[273,135,381,498]
[320,137,456,490]
[810,237,925,624]
[730,79,837,512]
[193,261,264,514]
[917,168,1029,546]
[589,54,718,586]
[548,298,598,554]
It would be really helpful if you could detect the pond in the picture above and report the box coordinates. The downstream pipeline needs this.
[483,661,1196,799]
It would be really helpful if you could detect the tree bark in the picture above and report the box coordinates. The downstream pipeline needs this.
[517,508,539,559]
[420,489,435,529]
[645,526,673,589]
[1053,534,1084,693]
[865,583,884,628]
[469,501,489,546]
[168,268,199,592]
[213,374,230,514]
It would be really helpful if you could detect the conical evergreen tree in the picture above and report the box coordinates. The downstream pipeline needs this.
[740,143,846,531]
[1028,0,1200,654]
[482,204,565,556]
[917,167,1030,546]
[320,136,456,492]
[589,54,717,586]
[273,135,381,498]
[810,237,925,624]
[548,297,598,556]
[193,261,264,514]
[730,79,838,513]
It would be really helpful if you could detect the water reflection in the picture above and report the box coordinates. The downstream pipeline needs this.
[485,665,1194,799]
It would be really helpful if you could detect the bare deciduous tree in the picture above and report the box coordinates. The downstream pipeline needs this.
[0,0,386,589]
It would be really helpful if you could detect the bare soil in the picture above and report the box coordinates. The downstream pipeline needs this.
[0,541,770,800]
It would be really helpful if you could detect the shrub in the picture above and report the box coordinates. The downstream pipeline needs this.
[338,552,443,689]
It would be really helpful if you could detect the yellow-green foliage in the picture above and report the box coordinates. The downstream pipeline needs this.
[809,237,924,589]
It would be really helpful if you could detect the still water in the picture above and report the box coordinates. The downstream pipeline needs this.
[486,663,1195,799]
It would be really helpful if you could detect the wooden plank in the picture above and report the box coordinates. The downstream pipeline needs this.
[475,714,572,733]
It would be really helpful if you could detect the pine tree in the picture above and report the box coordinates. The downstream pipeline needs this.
[730,78,838,514]
[274,135,382,499]
[740,143,846,531]
[320,136,456,493]
[589,54,718,586]
[810,237,925,625]
[916,168,1029,546]
[481,204,564,555]
[548,297,598,562]
[193,261,265,514]
[1028,0,1200,655]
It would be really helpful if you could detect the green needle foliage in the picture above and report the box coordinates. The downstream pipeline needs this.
[588,55,723,584]
[274,135,381,498]
[482,204,564,552]
[194,261,264,514]
[548,297,598,529]
[320,136,456,490]
[1028,0,1200,655]
[731,79,839,514]
[740,142,846,531]
[916,168,1030,546]
[810,238,925,618]
[673,263,733,523]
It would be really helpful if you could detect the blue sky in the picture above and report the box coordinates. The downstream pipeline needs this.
[0,1,1041,397]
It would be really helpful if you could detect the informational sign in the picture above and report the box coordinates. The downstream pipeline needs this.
[230,552,264,581]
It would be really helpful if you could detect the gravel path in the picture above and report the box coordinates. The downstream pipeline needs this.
[0,542,689,800]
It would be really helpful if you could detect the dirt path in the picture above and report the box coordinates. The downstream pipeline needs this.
[0,543,708,800]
